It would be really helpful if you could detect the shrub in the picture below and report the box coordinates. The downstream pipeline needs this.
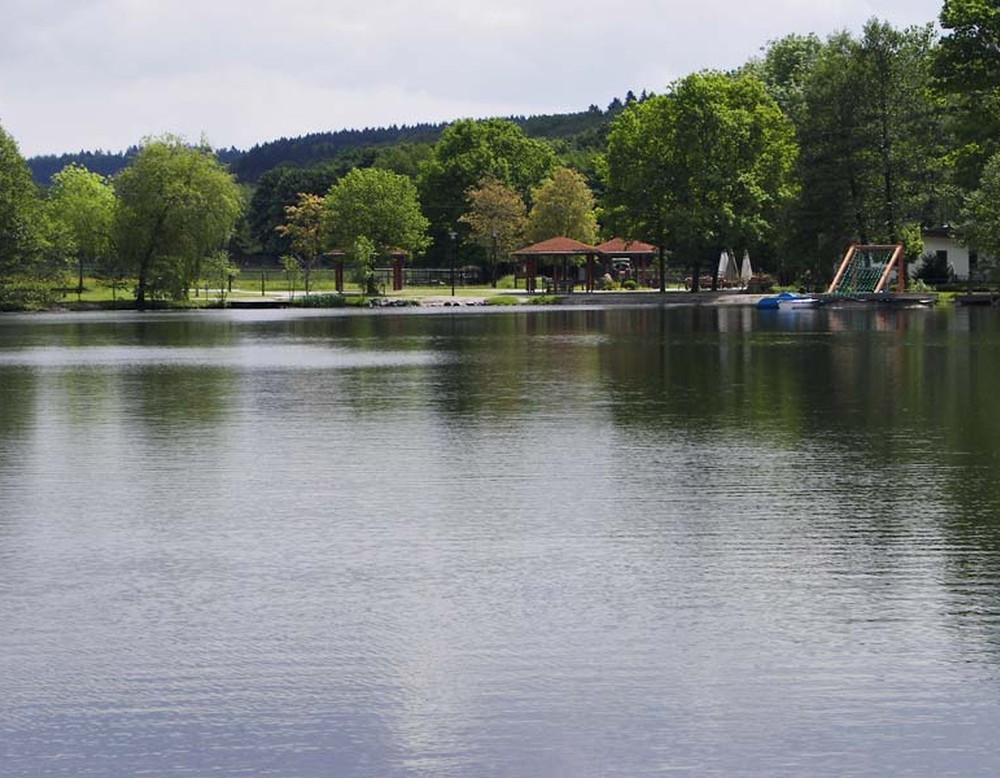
[484,295,520,306]
[913,252,953,286]
[0,278,61,311]
[598,273,617,290]
[290,293,368,308]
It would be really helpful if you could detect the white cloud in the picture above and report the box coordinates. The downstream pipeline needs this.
[0,0,943,157]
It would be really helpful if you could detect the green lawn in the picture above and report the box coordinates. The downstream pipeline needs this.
[55,276,533,306]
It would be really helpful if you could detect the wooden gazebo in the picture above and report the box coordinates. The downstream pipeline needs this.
[325,249,347,292]
[324,247,409,293]
[514,237,602,293]
[386,248,408,292]
[595,238,658,287]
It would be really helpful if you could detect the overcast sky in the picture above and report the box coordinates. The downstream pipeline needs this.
[1,0,944,158]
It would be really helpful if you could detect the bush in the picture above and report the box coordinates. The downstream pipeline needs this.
[622,279,639,290]
[484,295,520,306]
[597,273,617,290]
[913,253,953,286]
[0,278,61,311]
[290,293,368,308]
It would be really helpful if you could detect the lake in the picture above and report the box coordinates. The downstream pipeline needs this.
[2,303,1000,776]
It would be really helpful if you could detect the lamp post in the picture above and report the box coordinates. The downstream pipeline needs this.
[449,230,457,296]
[491,229,499,288]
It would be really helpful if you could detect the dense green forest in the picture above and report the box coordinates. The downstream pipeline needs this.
[27,105,620,186]
[4,3,1000,310]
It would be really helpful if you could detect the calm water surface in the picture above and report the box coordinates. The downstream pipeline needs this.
[2,304,1000,776]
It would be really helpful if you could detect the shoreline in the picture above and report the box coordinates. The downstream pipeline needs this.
[14,288,964,314]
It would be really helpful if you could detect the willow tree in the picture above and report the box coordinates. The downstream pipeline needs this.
[113,136,243,305]
[0,123,46,303]
[605,71,798,290]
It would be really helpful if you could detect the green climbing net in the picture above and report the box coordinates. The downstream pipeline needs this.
[829,246,899,295]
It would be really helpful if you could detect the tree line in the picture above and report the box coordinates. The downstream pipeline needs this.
[4,2,1000,308]
[25,105,625,187]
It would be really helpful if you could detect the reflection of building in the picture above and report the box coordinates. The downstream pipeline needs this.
[921,227,981,280]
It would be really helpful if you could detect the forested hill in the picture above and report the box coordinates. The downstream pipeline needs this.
[29,148,137,184]
[28,146,243,186]
[26,103,622,185]
[232,123,446,182]
[231,106,615,181]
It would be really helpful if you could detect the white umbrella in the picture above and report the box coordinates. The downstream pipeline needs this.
[718,250,739,286]
[726,251,740,285]
[717,250,730,279]
[740,250,753,286]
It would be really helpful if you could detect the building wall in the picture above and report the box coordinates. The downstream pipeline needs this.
[921,234,973,280]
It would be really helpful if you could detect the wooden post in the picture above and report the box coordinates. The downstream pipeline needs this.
[827,245,858,294]
[392,257,404,291]
[874,244,905,294]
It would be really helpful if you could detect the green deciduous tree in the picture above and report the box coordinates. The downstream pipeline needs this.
[323,167,430,294]
[859,22,948,246]
[113,136,244,305]
[459,176,528,287]
[605,71,798,290]
[603,100,676,291]
[201,250,240,304]
[247,162,346,257]
[527,166,598,244]
[745,34,824,129]
[373,142,435,179]
[0,123,47,302]
[351,235,377,294]
[933,0,1000,188]
[960,150,1000,278]
[419,118,556,257]
[275,192,327,294]
[47,164,116,298]
[790,22,950,280]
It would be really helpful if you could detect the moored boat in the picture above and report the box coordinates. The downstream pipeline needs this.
[756,291,824,310]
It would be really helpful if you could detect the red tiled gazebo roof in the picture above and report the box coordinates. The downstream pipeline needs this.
[514,237,600,256]
[595,238,657,256]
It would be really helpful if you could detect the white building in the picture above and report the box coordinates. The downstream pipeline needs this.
[921,228,979,280]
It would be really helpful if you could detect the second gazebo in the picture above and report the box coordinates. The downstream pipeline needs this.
[595,238,658,288]
[514,237,602,293]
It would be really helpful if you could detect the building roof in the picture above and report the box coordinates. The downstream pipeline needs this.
[595,238,657,255]
[514,236,601,256]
